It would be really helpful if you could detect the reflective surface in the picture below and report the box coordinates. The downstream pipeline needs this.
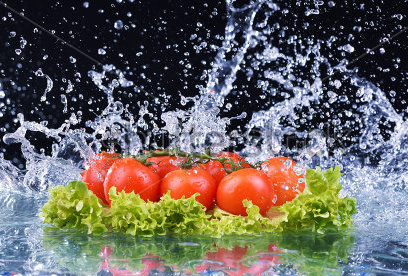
[1,1,408,275]
[1,189,407,275]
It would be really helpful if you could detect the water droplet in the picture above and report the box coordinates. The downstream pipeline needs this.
[98,48,106,55]
[69,56,77,63]
[20,38,27,49]
[392,14,403,20]
[61,95,68,113]
[342,44,354,53]
[114,20,124,30]
[35,68,44,77]
[83,1,89,8]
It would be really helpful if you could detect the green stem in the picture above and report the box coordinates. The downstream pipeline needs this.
[129,148,256,172]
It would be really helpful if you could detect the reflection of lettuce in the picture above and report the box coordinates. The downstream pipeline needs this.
[42,227,105,274]
[42,229,215,273]
[42,229,354,275]
[40,166,356,236]
[107,235,215,272]
[276,232,355,275]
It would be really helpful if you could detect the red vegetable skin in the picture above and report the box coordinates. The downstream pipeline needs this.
[216,168,275,216]
[81,151,119,204]
[201,152,250,184]
[160,168,217,210]
[261,157,305,206]
[104,158,161,204]
[146,155,186,179]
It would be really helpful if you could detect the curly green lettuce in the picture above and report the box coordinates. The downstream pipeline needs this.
[207,200,283,237]
[104,188,210,236]
[40,166,357,236]
[40,180,107,234]
[278,166,357,234]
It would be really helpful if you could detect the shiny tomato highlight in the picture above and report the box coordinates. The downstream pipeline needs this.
[104,158,161,204]
[201,152,250,184]
[146,155,186,179]
[261,156,305,206]
[81,151,119,204]
[216,168,275,216]
[161,168,217,210]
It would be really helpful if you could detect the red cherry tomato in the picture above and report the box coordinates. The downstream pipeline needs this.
[81,151,119,204]
[216,168,275,216]
[201,152,250,184]
[160,168,217,210]
[104,158,161,204]
[146,155,186,179]
[261,157,305,206]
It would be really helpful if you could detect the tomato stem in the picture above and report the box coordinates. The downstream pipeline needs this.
[129,148,256,173]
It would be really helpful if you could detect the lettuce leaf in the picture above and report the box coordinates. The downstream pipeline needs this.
[40,166,357,236]
[278,166,357,234]
[207,200,283,237]
[40,181,107,234]
[104,188,210,236]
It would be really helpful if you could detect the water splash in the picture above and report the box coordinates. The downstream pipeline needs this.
[0,0,407,273]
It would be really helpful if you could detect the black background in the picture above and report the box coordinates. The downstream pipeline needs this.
[0,0,407,168]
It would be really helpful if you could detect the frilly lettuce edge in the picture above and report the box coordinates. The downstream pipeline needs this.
[40,166,357,236]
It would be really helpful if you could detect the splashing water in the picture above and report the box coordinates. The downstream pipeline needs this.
[1,0,408,274]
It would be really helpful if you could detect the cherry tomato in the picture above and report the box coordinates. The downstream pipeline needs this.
[201,152,250,184]
[261,157,305,206]
[146,155,186,179]
[104,158,161,204]
[216,168,275,216]
[81,151,119,204]
[160,168,217,210]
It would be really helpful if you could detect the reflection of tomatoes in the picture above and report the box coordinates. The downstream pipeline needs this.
[100,247,164,276]
[195,245,248,274]
[195,244,280,276]
[216,168,275,216]
[261,157,305,206]
[161,168,217,210]
[201,152,250,184]
[104,158,161,204]
[240,244,281,275]
[146,155,186,179]
[81,151,119,204]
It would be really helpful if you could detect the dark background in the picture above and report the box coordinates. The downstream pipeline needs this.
[0,0,407,168]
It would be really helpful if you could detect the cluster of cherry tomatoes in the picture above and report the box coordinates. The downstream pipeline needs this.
[81,150,305,216]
